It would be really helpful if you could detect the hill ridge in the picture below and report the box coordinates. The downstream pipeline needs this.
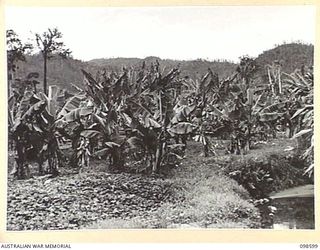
[13,42,313,93]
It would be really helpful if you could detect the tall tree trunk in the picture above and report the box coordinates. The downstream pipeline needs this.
[43,53,47,95]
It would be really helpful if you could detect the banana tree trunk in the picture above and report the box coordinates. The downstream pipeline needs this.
[278,68,282,94]
[152,142,163,174]
[203,143,209,157]
[15,140,27,179]
[267,68,275,95]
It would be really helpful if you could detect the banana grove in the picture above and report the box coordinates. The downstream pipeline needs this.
[8,58,314,179]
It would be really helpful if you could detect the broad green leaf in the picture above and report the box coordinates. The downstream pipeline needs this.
[144,117,161,128]
[21,100,47,121]
[291,105,313,120]
[258,112,281,122]
[211,106,228,120]
[167,152,183,160]
[14,91,35,121]
[304,164,314,177]
[168,122,195,135]
[57,94,87,118]
[92,148,109,157]
[105,142,121,148]
[122,113,132,125]
[127,136,143,149]
[261,102,286,113]
[292,129,312,139]
[33,124,43,133]
[80,130,101,138]
[93,113,107,128]
[38,86,66,119]
[62,106,93,123]
[171,104,196,124]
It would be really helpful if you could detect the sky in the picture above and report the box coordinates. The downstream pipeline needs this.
[5,6,316,63]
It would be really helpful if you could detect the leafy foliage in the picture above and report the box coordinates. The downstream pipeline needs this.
[284,68,314,177]
[6,30,33,73]
[34,28,71,95]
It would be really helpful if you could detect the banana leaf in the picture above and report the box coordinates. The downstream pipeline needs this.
[291,105,313,120]
[171,104,197,124]
[210,106,229,120]
[21,100,47,121]
[80,130,102,138]
[292,129,312,139]
[144,117,161,128]
[61,106,93,123]
[105,142,121,148]
[57,94,87,118]
[14,91,34,121]
[127,136,144,149]
[168,122,195,135]
[258,112,282,122]
[261,102,286,113]
[39,85,65,118]
[92,148,110,157]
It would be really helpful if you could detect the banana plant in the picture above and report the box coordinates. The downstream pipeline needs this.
[266,62,283,95]
[76,69,130,169]
[9,85,71,178]
[121,62,197,173]
[178,69,224,156]
[9,91,47,178]
[284,68,314,177]
[55,100,94,169]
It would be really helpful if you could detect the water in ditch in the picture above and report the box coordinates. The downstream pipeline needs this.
[260,196,314,229]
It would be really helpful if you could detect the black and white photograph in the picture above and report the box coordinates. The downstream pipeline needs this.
[5,5,315,231]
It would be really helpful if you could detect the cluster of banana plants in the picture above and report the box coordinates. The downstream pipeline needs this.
[180,56,312,156]
[54,62,200,174]
[178,57,268,155]
[178,69,226,156]
[8,57,313,178]
[122,63,197,173]
[8,83,70,179]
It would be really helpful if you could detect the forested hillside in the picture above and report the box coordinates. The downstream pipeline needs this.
[12,42,313,93]
[89,56,236,80]
[255,43,314,73]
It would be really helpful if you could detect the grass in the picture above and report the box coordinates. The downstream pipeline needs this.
[86,141,262,229]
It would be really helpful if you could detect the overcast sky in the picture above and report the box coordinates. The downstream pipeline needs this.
[5,6,315,63]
